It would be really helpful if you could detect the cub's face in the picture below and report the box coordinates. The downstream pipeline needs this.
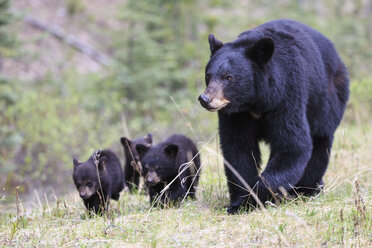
[198,34,275,114]
[72,159,100,199]
[136,143,178,187]
[143,163,162,187]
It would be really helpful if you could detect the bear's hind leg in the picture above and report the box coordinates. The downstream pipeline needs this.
[111,192,120,200]
[292,136,333,196]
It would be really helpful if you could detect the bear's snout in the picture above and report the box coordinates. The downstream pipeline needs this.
[146,171,161,186]
[198,91,230,112]
[198,81,230,111]
[79,191,89,199]
[79,186,94,199]
[198,93,211,105]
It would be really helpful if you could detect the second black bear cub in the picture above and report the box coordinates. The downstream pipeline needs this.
[72,149,124,215]
[136,134,201,205]
[120,134,152,192]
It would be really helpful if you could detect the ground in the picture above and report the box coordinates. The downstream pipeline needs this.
[0,122,370,247]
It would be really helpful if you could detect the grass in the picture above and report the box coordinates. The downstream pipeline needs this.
[0,122,371,247]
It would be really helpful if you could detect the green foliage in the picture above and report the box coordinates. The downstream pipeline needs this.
[66,0,86,16]
[0,0,15,55]
[0,0,17,167]
[0,73,125,191]
[345,78,372,124]
[110,0,209,134]
[0,79,21,159]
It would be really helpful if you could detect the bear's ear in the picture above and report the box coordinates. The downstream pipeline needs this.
[120,137,131,147]
[73,158,80,168]
[144,133,153,145]
[248,38,275,67]
[98,156,106,170]
[208,34,223,55]
[120,137,132,153]
[136,143,150,158]
[164,144,179,158]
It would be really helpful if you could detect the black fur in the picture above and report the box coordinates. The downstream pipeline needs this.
[120,134,152,192]
[72,149,124,215]
[136,134,201,205]
[199,19,349,213]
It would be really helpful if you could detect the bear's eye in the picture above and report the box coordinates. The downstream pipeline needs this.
[86,182,93,187]
[223,75,233,81]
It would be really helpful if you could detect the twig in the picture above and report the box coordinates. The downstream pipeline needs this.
[24,16,112,66]
[170,96,199,142]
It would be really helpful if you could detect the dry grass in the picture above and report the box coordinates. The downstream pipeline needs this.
[0,122,371,247]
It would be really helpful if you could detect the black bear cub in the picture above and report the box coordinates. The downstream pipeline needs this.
[136,134,201,205]
[120,134,152,192]
[199,19,349,213]
[72,149,124,215]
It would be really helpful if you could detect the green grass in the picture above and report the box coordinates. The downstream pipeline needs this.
[0,123,371,247]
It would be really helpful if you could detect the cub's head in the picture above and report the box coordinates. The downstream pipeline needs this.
[72,154,107,200]
[135,142,179,187]
[198,34,275,114]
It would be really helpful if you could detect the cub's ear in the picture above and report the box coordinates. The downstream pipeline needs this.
[145,133,153,145]
[120,137,131,147]
[208,34,223,55]
[98,156,106,170]
[136,143,150,158]
[73,158,80,168]
[120,137,132,153]
[248,38,275,67]
[164,144,179,158]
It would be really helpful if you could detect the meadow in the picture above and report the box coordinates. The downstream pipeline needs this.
[0,120,371,247]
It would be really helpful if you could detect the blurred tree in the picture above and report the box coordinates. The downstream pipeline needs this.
[0,0,22,194]
[0,0,13,56]
[0,0,18,162]
[109,0,208,136]
[366,0,372,44]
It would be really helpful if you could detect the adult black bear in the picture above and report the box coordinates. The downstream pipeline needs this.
[136,134,201,205]
[120,134,153,192]
[72,149,124,215]
[198,19,349,213]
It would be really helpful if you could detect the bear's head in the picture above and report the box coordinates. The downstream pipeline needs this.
[72,154,107,200]
[120,134,152,172]
[198,34,275,114]
[135,142,179,187]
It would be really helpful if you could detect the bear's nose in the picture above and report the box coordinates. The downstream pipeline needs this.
[146,176,158,186]
[80,192,86,198]
[198,94,211,104]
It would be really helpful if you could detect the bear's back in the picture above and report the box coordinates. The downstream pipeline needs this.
[236,19,349,135]
[164,134,198,163]
[101,149,124,194]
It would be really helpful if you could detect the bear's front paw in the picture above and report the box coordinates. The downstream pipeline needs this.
[226,205,241,214]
